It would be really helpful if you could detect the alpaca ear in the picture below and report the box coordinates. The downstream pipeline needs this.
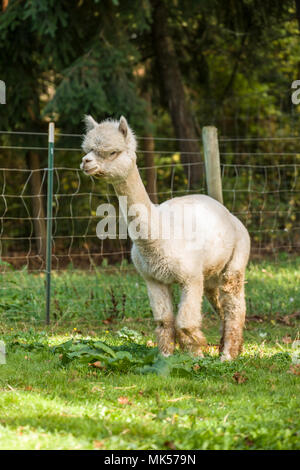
[84,115,98,132]
[118,116,128,138]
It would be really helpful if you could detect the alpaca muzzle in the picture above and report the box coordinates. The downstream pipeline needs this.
[80,152,104,176]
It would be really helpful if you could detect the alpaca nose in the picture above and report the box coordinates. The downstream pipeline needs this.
[82,154,94,166]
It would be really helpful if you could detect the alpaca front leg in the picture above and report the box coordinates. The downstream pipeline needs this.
[175,282,207,356]
[146,279,175,356]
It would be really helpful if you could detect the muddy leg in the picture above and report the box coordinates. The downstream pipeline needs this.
[175,281,207,356]
[146,279,175,356]
[219,271,246,361]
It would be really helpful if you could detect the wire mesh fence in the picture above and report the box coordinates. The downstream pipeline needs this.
[0,130,299,270]
[0,127,299,323]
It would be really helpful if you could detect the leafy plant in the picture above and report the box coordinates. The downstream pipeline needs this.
[117,327,144,342]
[52,338,158,373]
[50,337,205,377]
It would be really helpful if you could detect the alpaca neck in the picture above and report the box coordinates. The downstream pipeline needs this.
[113,163,153,211]
[112,162,157,244]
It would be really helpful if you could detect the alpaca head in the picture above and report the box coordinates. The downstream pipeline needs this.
[80,116,137,182]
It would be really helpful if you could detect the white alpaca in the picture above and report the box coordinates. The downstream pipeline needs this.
[81,116,250,360]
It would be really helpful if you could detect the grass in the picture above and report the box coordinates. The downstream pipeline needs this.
[0,255,299,450]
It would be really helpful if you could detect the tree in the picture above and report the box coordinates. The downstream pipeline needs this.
[150,0,203,189]
[141,91,158,204]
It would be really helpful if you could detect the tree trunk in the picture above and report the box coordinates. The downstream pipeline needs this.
[26,151,47,258]
[142,92,158,204]
[150,0,203,189]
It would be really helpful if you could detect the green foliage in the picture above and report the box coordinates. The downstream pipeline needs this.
[52,337,157,371]
[117,327,144,342]
[48,336,197,377]
[44,32,146,128]
[0,0,296,131]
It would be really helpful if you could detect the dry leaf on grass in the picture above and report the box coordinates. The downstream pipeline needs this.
[246,315,264,323]
[233,372,248,384]
[146,340,155,347]
[120,429,130,435]
[93,440,104,449]
[167,396,193,402]
[89,361,106,370]
[114,385,136,390]
[103,316,115,325]
[118,396,132,405]
[245,437,254,447]
[91,386,104,393]
[288,364,300,376]
[282,335,292,344]
[164,441,176,450]
[276,311,300,326]
[7,384,16,391]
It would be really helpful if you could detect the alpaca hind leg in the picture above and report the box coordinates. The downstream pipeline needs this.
[219,271,246,361]
[146,279,175,356]
[175,281,207,356]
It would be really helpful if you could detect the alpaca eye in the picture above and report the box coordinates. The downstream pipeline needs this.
[110,151,120,159]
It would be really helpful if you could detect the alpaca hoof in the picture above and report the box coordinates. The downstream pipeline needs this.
[220,352,233,362]
[160,350,172,357]
[176,326,207,357]
[156,326,175,357]
[158,343,175,357]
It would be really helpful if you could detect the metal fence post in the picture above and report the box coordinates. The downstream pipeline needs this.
[45,122,55,325]
[202,126,223,204]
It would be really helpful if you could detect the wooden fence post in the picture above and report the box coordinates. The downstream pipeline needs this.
[202,126,223,204]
